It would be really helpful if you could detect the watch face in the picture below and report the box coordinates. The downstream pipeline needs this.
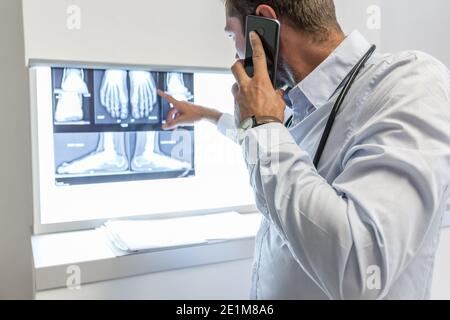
[240,117,254,130]
[237,117,254,144]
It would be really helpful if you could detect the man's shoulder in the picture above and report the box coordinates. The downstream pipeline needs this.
[353,50,450,128]
[372,50,449,84]
[362,50,450,106]
[380,50,443,64]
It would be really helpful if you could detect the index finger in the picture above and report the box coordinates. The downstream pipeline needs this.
[231,60,250,85]
[158,89,178,105]
[250,31,269,77]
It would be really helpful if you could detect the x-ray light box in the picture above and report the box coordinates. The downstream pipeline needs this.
[24,0,254,232]
[31,66,255,229]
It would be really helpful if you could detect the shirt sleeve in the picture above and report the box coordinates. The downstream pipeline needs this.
[216,108,293,143]
[241,55,450,300]
[217,113,236,136]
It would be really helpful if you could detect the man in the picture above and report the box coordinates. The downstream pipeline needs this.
[158,0,450,299]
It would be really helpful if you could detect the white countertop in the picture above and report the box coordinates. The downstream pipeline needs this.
[32,214,260,291]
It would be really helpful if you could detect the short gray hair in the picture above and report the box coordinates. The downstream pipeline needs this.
[224,0,342,42]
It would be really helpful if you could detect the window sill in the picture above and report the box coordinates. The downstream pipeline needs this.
[32,215,259,291]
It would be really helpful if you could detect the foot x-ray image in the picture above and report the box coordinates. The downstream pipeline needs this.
[161,72,194,125]
[95,70,161,124]
[52,68,194,127]
[165,72,194,101]
[129,71,158,120]
[94,70,194,125]
[57,132,129,175]
[99,70,130,120]
[51,67,195,186]
[54,131,194,185]
[53,68,91,124]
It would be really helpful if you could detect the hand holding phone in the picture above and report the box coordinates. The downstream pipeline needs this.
[244,15,280,87]
[231,26,286,128]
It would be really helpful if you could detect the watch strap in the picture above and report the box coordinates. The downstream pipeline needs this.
[252,116,283,128]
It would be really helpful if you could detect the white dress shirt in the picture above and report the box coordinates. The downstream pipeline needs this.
[217,30,450,300]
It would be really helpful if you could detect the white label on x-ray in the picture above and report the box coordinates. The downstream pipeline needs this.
[67,143,85,148]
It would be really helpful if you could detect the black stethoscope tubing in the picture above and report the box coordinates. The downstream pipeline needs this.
[284,45,377,168]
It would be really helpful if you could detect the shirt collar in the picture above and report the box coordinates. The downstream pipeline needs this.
[287,30,372,111]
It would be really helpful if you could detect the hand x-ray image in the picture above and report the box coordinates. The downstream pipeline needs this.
[51,67,195,186]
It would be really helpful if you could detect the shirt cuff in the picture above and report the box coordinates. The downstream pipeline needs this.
[241,122,296,163]
[217,113,238,143]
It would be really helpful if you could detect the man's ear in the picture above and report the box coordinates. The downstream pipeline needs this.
[255,4,278,19]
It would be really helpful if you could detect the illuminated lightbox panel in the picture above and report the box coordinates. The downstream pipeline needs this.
[33,67,255,224]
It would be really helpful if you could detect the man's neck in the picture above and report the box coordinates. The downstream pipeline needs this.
[282,27,345,84]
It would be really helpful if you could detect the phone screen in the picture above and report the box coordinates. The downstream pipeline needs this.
[244,15,280,87]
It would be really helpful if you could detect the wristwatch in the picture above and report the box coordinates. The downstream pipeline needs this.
[237,115,282,143]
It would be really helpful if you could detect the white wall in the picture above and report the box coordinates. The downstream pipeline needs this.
[0,0,34,299]
[22,0,236,71]
[335,0,382,47]
[381,0,450,67]
[336,0,450,68]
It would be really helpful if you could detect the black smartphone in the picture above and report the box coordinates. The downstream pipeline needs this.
[244,15,280,87]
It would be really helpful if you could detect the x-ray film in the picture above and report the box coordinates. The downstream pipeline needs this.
[51,67,195,186]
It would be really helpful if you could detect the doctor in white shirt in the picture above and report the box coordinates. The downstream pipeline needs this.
[158,0,450,299]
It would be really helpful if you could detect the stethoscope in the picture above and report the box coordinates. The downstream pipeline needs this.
[284,44,377,168]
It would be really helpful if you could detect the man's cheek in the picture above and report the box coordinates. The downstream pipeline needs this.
[236,39,245,59]
[236,48,245,60]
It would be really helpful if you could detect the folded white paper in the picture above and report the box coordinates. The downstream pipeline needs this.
[99,212,261,252]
